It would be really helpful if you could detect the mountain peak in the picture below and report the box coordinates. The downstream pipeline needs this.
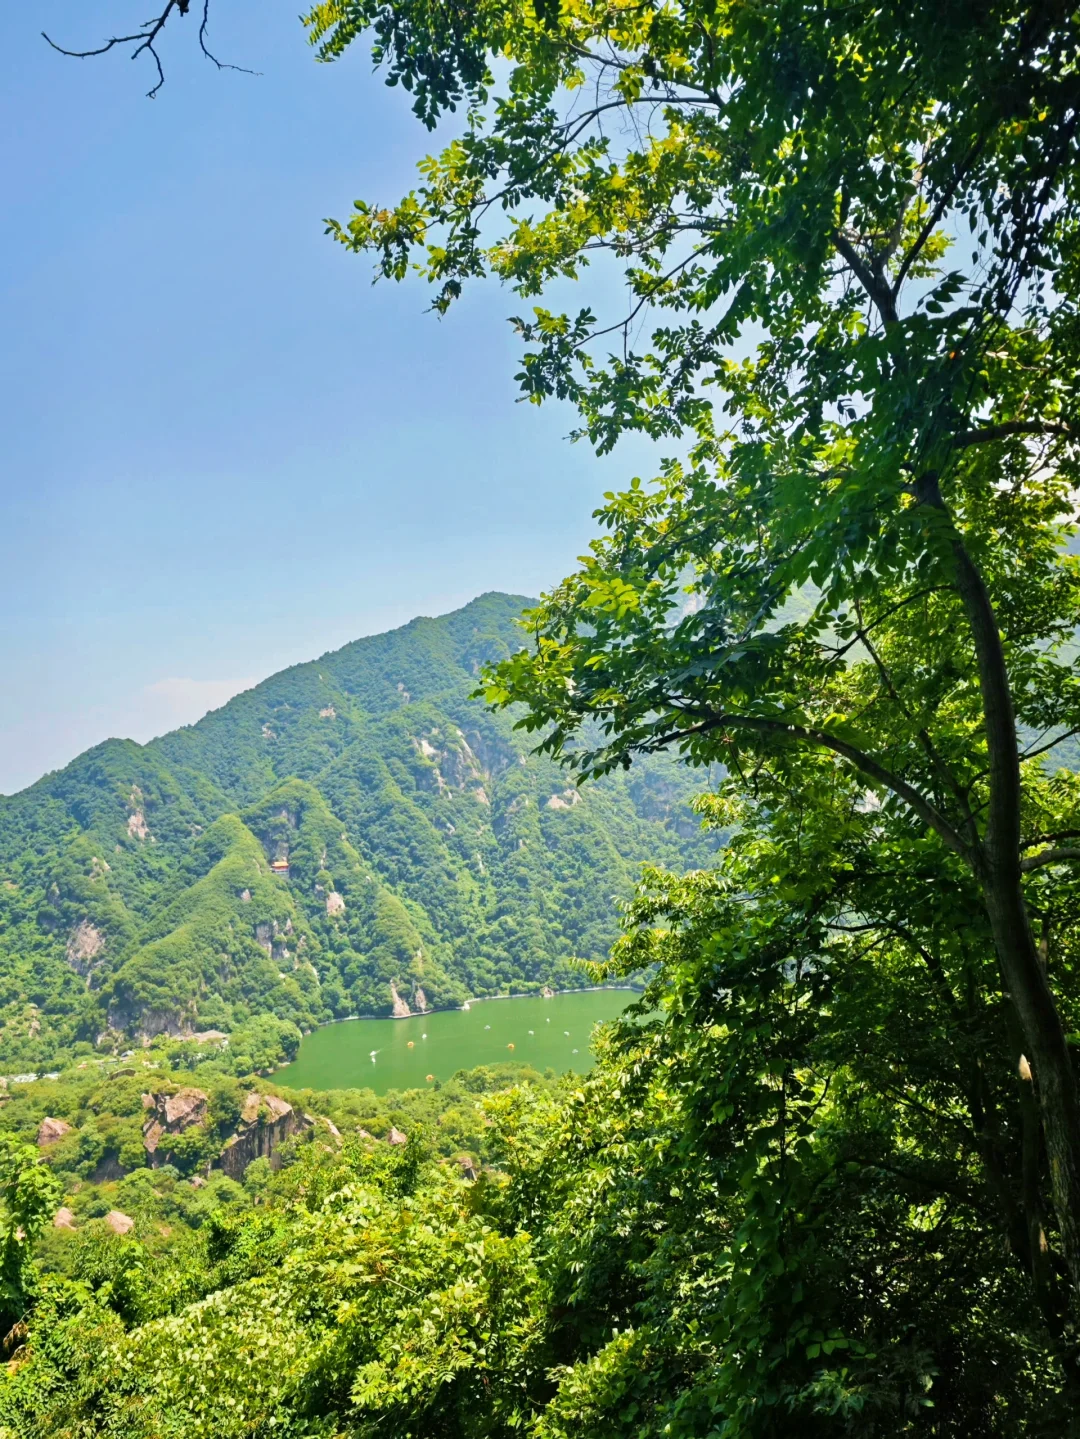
[0,593,711,1067]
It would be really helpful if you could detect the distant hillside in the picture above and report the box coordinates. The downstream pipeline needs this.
[0,593,716,1067]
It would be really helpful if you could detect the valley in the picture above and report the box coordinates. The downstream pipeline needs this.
[0,592,714,1073]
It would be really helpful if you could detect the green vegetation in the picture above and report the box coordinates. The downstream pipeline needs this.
[11,0,1080,1430]
[0,593,714,1068]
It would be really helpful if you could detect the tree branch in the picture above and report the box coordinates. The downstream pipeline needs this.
[891,131,990,297]
[43,0,255,97]
[664,711,970,858]
[832,229,898,325]
[1020,847,1080,873]
[954,420,1074,449]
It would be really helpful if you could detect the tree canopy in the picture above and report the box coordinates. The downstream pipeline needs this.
[303,0,1080,1406]
[22,0,1080,1428]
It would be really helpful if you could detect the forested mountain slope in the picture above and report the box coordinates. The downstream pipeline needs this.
[0,593,714,1068]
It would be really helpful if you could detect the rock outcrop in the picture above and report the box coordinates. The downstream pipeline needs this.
[546,789,581,810]
[53,1207,76,1230]
[37,1117,72,1147]
[65,920,105,978]
[105,1210,135,1236]
[387,1126,408,1146]
[142,1087,209,1164]
[219,1091,310,1180]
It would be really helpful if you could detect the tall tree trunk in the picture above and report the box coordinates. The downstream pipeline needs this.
[922,473,1080,1310]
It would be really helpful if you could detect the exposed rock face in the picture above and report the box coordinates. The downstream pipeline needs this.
[143,1087,209,1164]
[387,1126,408,1146]
[66,920,104,978]
[37,1117,72,1147]
[53,1207,76,1231]
[326,891,345,917]
[461,728,514,780]
[131,1009,189,1043]
[414,987,429,1013]
[255,919,292,963]
[105,1210,135,1236]
[390,982,411,1018]
[546,789,581,810]
[413,728,493,803]
[457,1156,478,1182]
[541,986,556,998]
[218,1092,311,1180]
[163,1089,209,1128]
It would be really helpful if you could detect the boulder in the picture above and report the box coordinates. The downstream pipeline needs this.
[105,1210,135,1236]
[52,1207,76,1231]
[219,1092,311,1180]
[142,1087,209,1164]
[387,1126,408,1146]
[457,1156,478,1182]
[37,1117,72,1147]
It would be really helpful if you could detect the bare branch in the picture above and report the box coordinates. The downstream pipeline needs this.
[199,0,259,77]
[43,0,256,98]
[42,0,184,98]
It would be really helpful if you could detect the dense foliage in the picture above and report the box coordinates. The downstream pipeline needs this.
[0,593,713,1069]
[303,0,1080,1419]
[20,0,1080,1429]
[1,936,1074,1435]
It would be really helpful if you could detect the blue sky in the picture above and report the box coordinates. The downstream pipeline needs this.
[0,0,658,795]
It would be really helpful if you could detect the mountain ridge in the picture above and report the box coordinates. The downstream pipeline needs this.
[0,592,714,1069]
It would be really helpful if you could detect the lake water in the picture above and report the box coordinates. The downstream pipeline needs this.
[276,989,637,1094]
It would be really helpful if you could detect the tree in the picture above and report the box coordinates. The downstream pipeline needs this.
[303,0,1080,1378]
[0,1136,61,1335]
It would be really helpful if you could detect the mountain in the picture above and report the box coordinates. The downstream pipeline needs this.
[0,593,715,1068]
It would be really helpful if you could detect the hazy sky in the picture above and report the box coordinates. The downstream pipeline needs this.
[0,1,658,795]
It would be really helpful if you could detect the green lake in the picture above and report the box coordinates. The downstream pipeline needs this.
[276,989,637,1094]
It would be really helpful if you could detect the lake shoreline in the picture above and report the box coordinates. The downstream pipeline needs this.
[305,984,643,1032]
[277,989,639,1093]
